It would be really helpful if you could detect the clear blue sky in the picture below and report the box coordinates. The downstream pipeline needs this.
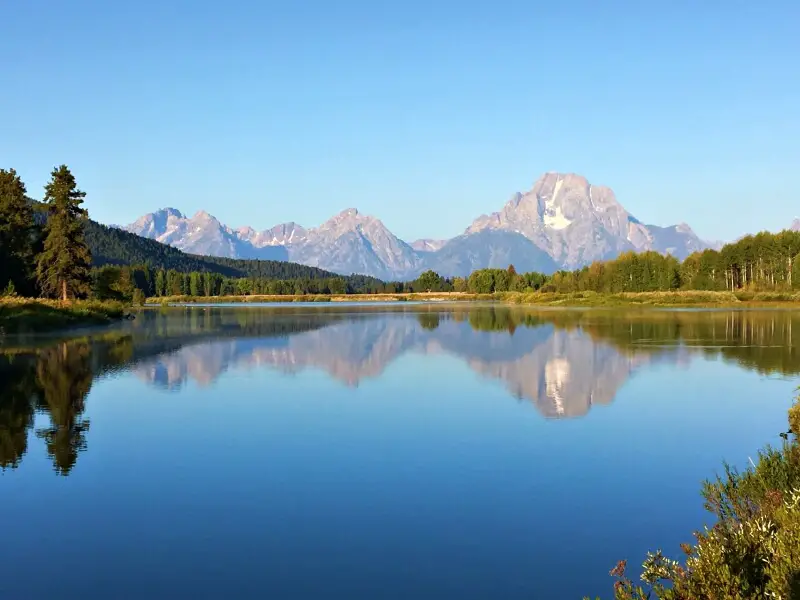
[2,0,798,243]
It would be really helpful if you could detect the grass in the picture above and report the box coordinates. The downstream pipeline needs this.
[496,290,746,306]
[0,298,127,335]
[509,290,800,306]
[145,290,800,308]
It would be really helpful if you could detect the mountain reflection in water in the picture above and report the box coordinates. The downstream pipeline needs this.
[1,305,798,475]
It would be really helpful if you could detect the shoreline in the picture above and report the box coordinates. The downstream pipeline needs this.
[146,290,800,308]
[5,289,798,337]
[0,299,128,336]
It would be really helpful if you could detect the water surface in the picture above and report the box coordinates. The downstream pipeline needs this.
[1,305,797,599]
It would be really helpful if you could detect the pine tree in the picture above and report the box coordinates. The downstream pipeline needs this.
[36,166,92,301]
[189,271,201,296]
[113,266,135,301]
[155,269,166,297]
[0,169,36,295]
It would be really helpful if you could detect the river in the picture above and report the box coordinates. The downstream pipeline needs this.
[0,304,796,599]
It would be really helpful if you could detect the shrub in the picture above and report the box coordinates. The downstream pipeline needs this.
[589,395,800,599]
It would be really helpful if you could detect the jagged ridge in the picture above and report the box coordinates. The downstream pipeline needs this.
[123,172,712,279]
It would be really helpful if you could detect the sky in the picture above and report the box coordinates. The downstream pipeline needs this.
[2,0,799,243]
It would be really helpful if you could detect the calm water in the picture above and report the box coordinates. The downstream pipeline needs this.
[1,305,798,599]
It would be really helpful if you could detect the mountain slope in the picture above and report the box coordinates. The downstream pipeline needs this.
[423,230,558,277]
[289,209,422,280]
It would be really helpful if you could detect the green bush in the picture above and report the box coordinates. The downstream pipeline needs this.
[589,397,800,599]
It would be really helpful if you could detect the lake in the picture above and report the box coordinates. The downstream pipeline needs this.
[1,304,797,599]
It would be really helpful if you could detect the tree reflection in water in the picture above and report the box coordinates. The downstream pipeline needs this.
[0,340,96,475]
[34,343,94,475]
[1,307,799,475]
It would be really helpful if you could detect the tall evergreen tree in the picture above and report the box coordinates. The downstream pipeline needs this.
[155,269,166,297]
[36,166,92,301]
[0,169,36,295]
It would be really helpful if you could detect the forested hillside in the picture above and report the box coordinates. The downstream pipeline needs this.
[85,220,347,280]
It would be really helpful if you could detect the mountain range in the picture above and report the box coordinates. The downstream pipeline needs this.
[124,172,710,280]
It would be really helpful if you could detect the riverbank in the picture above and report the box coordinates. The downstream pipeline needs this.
[500,290,800,306]
[0,298,127,335]
[147,290,800,307]
[147,292,475,304]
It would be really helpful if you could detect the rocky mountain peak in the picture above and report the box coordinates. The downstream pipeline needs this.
[236,222,307,247]
[464,172,706,269]
[532,172,624,217]
[291,208,421,279]
[161,207,185,219]
[191,210,218,224]
[535,171,589,192]
[126,207,186,239]
[326,208,364,224]
[318,208,384,234]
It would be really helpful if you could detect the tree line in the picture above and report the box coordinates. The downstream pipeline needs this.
[93,264,464,301]
[413,231,800,295]
[92,264,390,302]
